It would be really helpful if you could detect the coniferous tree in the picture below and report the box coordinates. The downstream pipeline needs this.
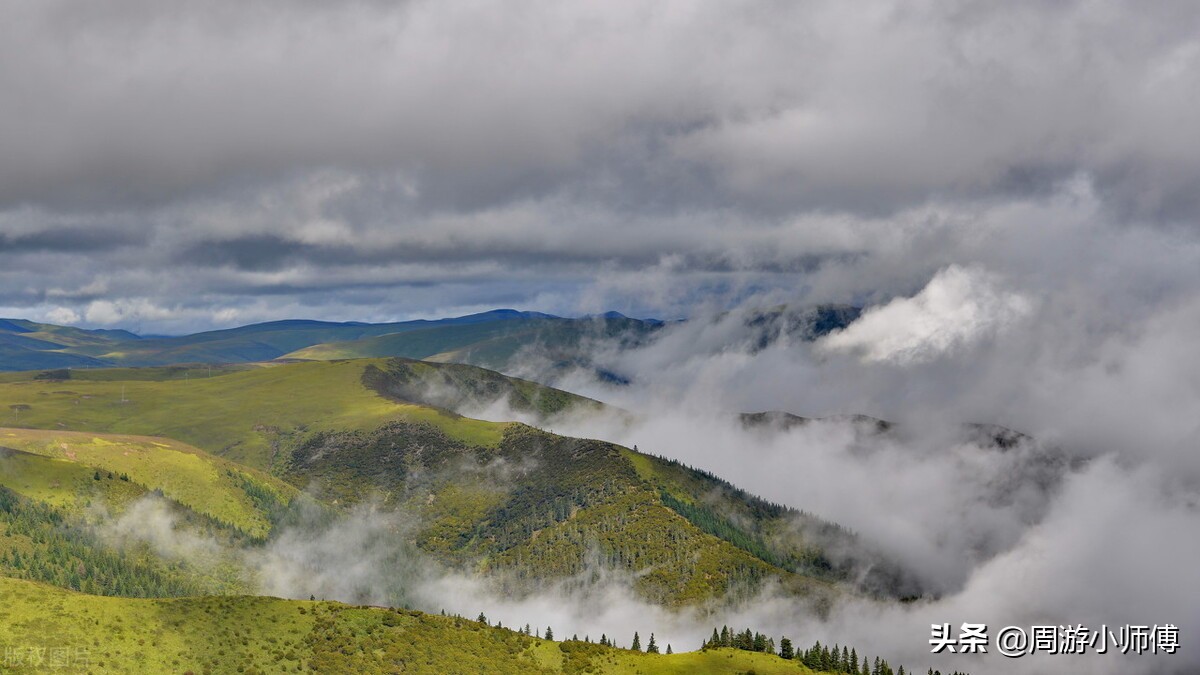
[647,633,659,654]
[666,644,672,655]
[631,632,641,651]
[779,637,794,660]
[544,626,553,641]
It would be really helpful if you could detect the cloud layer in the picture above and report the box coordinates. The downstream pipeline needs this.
[4,1,1200,331]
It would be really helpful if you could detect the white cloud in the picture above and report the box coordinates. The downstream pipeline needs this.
[819,265,1033,365]
[43,306,80,325]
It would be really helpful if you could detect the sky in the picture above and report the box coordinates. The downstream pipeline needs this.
[3,0,1200,334]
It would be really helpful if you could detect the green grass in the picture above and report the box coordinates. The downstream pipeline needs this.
[283,420,837,607]
[0,357,860,607]
[0,447,146,512]
[0,363,256,383]
[0,486,240,598]
[360,358,603,419]
[0,577,824,674]
[0,428,296,538]
[0,359,508,470]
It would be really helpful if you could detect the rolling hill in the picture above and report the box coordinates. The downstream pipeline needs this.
[0,354,962,673]
[0,576,915,675]
[0,358,510,470]
[0,357,888,608]
[0,428,298,539]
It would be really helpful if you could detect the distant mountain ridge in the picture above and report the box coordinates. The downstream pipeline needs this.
[0,305,858,373]
[0,310,628,371]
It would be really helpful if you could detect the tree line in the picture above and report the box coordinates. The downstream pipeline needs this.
[702,625,971,675]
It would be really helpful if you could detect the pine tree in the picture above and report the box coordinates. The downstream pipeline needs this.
[779,637,794,660]
[631,632,641,651]
[666,644,672,655]
[544,626,553,641]
[647,633,659,654]
[709,628,720,649]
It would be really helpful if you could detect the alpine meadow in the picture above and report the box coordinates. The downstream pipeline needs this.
[2,2,1198,674]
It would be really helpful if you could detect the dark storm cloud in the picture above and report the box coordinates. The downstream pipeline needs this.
[0,225,145,253]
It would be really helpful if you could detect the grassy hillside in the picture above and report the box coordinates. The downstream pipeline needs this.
[284,419,840,607]
[0,358,865,607]
[0,359,508,470]
[0,428,297,539]
[361,358,603,419]
[0,577,828,674]
[0,484,243,599]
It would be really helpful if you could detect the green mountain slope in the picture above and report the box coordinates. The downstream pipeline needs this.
[0,485,234,598]
[0,359,508,470]
[0,357,865,607]
[0,428,297,538]
[283,418,845,607]
[360,357,604,418]
[0,577,839,675]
